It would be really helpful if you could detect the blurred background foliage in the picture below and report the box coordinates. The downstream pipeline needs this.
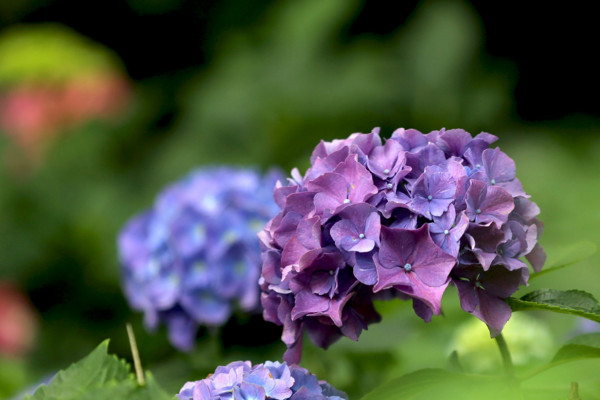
[0,0,598,398]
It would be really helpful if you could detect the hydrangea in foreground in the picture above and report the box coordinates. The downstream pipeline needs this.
[259,128,546,363]
[178,360,347,400]
[119,167,281,350]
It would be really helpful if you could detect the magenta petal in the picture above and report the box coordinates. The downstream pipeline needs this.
[284,192,317,216]
[454,278,479,313]
[333,155,378,203]
[273,212,303,248]
[292,291,329,320]
[282,333,303,364]
[353,253,378,285]
[466,180,514,227]
[347,238,375,253]
[412,299,434,322]
[396,274,449,315]
[527,243,546,273]
[477,292,512,337]
[296,217,322,250]
[373,253,411,292]
[305,147,350,182]
[391,128,428,152]
[482,147,516,183]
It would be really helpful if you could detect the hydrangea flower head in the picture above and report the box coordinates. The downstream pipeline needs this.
[260,127,545,363]
[118,167,282,350]
[178,360,347,400]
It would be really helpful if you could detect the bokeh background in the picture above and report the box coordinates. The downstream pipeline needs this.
[0,0,599,398]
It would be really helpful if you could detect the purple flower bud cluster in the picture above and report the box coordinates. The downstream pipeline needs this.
[178,360,348,400]
[118,167,282,351]
[259,128,545,363]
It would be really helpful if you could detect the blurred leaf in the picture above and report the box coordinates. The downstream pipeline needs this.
[520,359,600,399]
[359,368,519,400]
[508,289,600,322]
[530,241,597,280]
[447,351,463,373]
[552,333,600,363]
[0,24,125,85]
[552,344,600,364]
[0,357,27,398]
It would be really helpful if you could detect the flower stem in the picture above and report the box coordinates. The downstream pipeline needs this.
[495,333,514,377]
[127,323,146,386]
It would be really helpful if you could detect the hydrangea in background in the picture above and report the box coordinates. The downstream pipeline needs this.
[259,128,545,363]
[0,283,37,358]
[0,24,130,162]
[178,360,347,400]
[119,167,282,351]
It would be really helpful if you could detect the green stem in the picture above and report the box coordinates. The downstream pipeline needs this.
[495,333,515,377]
[127,323,146,386]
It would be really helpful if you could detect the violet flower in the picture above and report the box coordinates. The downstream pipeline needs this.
[260,127,545,361]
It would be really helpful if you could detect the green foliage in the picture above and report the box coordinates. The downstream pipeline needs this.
[360,368,520,400]
[508,289,600,323]
[0,357,27,399]
[552,333,600,363]
[530,241,597,280]
[0,24,124,85]
[25,341,172,400]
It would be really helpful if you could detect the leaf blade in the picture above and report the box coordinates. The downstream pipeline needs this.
[507,289,600,323]
[530,241,597,280]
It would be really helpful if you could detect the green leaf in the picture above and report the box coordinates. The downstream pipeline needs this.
[531,241,597,280]
[129,373,174,400]
[359,369,518,400]
[24,340,173,400]
[507,289,600,322]
[552,333,600,363]
[26,340,130,400]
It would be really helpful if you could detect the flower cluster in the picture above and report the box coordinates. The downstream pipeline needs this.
[259,128,545,363]
[118,167,281,351]
[178,360,347,400]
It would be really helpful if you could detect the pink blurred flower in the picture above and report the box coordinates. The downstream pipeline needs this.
[0,283,37,358]
[0,73,130,158]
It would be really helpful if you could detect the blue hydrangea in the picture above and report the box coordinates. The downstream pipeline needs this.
[118,167,282,350]
[178,360,348,400]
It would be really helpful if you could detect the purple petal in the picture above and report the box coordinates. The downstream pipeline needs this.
[526,243,546,273]
[353,253,378,285]
[465,180,514,227]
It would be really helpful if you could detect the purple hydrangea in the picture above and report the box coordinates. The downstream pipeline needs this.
[118,167,282,351]
[178,360,347,400]
[259,128,545,363]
